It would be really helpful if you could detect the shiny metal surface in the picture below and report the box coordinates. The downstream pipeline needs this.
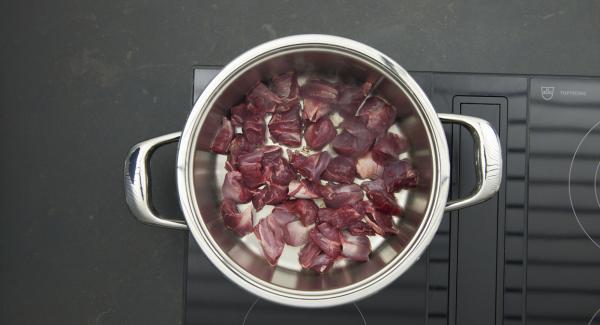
[124,132,188,230]
[439,113,503,211]
[176,34,451,308]
[126,35,502,307]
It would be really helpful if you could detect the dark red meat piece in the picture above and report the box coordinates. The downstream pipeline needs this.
[238,145,281,166]
[355,152,384,179]
[372,132,409,164]
[341,116,375,140]
[320,183,364,209]
[286,199,318,226]
[251,182,288,211]
[357,96,396,135]
[301,79,338,101]
[365,208,399,235]
[242,114,266,145]
[361,179,402,215]
[296,151,331,182]
[340,231,371,261]
[266,205,296,242]
[302,97,333,122]
[210,117,234,154]
[335,81,373,117]
[271,71,299,112]
[322,156,356,184]
[283,220,310,246]
[227,134,255,170]
[331,117,375,158]
[238,147,262,165]
[247,82,281,114]
[331,131,356,157]
[309,223,342,257]
[236,149,264,188]
[254,218,285,266]
[230,103,252,128]
[288,179,322,199]
[268,104,302,147]
[263,157,295,186]
[287,150,306,172]
[348,221,376,236]
[301,79,338,122]
[238,160,264,189]
[222,171,253,203]
[258,145,282,164]
[246,102,264,116]
[318,204,365,229]
[299,242,334,273]
[383,160,419,192]
[317,208,335,223]
[304,117,337,150]
[220,199,254,236]
[269,204,297,226]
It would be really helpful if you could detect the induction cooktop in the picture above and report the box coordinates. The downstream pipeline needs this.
[184,67,600,325]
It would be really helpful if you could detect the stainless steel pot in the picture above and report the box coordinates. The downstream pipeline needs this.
[124,35,502,308]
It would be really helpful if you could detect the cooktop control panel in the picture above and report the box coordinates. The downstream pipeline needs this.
[185,68,600,325]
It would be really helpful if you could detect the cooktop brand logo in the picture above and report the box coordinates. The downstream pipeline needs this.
[541,86,555,100]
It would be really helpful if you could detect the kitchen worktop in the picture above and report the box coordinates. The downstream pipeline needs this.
[1,1,599,324]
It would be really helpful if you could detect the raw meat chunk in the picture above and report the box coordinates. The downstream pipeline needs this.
[301,79,338,122]
[348,221,376,236]
[355,152,384,179]
[335,82,371,118]
[230,103,251,127]
[365,208,399,236]
[318,204,365,229]
[304,117,337,150]
[322,156,356,184]
[252,183,288,211]
[357,96,396,135]
[286,199,318,226]
[227,134,254,169]
[383,160,419,192]
[288,179,322,199]
[271,71,299,112]
[361,179,402,215]
[283,220,311,246]
[340,231,371,261]
[320,183,364,209]
[220,199,254,236]
[299,242,334,273]
[247,82,281,114]
[222,171,253,203]
[372,132,408,164]
[331,117,375,158]
[263,157,295,186]
[243,114,266,145]
[254,218,285,265]
[210,117,234,154]
[309,223,342,257]
[268,104,302,147]
[296,151,331,182]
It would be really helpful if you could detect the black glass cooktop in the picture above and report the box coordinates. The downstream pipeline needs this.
[185,68,600,325]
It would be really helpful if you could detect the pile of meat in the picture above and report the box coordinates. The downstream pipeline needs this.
[209,71,418,273]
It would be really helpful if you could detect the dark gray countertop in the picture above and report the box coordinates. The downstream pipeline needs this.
[1,1,599,324]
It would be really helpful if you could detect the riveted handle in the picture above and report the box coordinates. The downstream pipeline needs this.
[124,132,188,229]
[439,113,502,211]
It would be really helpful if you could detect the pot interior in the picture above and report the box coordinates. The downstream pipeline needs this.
[190,46,436,293]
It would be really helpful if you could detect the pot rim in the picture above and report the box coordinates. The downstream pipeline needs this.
[176,34,450,307]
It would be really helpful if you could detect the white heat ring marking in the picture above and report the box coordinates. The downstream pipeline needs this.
[568,120,600,249]
[241,299,367,324]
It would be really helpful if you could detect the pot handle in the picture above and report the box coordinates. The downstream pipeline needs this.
[124,132,188,230]
[438,113,502,211]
